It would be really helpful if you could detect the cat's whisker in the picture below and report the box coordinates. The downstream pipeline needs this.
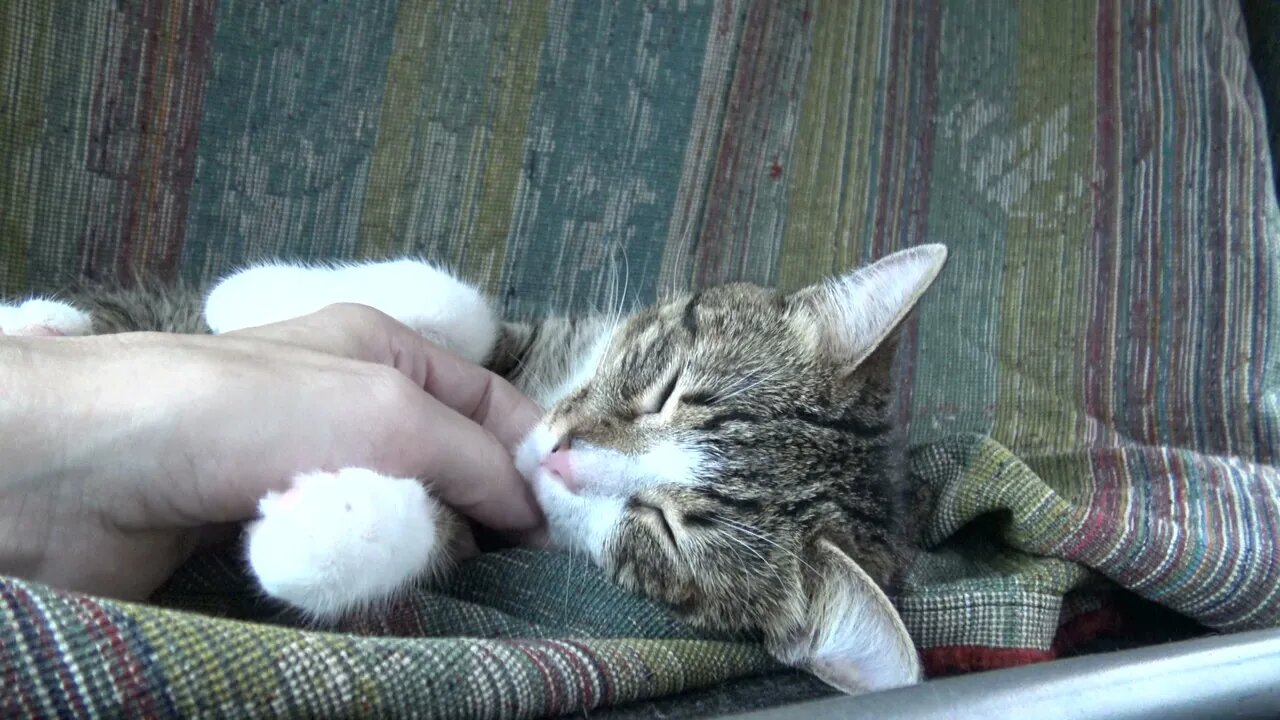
[710,531,786,589]
[503,343,537,392]
[594,243,631,376]
[724,364,783,393]
[714,365,787,403]
[706,515,820,576]
[614,244,632,307]
[614,240,632,317]
[712,526,787,586]
[594,241,623,318]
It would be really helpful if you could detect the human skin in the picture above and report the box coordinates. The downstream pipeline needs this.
[0,303,544,601]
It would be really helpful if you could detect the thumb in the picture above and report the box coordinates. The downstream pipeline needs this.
[372,376,544,532]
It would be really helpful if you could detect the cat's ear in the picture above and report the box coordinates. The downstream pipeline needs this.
[788,244,947,370]
[770,538,922,695]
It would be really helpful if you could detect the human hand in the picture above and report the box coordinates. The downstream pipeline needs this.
[0,304,544,601]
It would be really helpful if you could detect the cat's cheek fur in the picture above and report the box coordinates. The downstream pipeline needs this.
[0,298,93,336]
[245,468,447,620]
[203,259,499,364]
[541,330,615,407]
[557,440,714,497]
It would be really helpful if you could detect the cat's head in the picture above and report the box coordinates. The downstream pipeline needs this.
[515,244,948,695]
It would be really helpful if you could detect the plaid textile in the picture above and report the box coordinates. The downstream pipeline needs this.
[2,0,1278,717]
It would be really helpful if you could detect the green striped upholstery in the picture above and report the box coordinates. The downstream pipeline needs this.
[2,1,1277,717]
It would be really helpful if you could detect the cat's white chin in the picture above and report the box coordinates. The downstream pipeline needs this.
[529,468,625,565]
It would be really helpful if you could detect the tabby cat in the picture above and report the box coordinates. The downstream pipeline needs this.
[0,243,948,695]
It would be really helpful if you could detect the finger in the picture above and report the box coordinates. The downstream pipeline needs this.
[376,385,544,532]
[237,304,542,452]
[231,305,546,529]
[226,304,375,362]
[514,525,550,548]
[401,341,543,452]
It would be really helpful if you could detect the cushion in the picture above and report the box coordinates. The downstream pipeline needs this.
[2,1,1277,717]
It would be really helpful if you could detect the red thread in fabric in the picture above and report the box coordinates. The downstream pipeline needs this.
[922,646,1054,677]
[921,606,1130,678]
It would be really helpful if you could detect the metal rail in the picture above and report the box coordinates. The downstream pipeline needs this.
[720,628,1280,720]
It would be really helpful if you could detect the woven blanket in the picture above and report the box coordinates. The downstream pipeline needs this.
[2,0,1278,717]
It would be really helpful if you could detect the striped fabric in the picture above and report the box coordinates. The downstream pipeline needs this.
[2,0,1278,717]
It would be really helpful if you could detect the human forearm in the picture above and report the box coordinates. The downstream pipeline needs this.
[0,337,85,581]
[0,310,543,600]
[0,334,208,593]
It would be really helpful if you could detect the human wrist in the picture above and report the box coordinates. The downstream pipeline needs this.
[0,335,173,581]
[0,337,75,578]
[0,337,68,484]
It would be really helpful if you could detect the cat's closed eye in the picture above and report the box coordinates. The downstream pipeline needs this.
[631,499,679,545]
[637,377,725,421]
[637,373,681,417]
[679,390,718,406]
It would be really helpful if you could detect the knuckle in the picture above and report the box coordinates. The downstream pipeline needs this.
[364,364,417,409]
[319,302,393,330]
[356,365,440,472]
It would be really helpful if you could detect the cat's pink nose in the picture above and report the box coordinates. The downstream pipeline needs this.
[540,450,580,493]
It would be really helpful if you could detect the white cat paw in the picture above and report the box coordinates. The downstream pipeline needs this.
[204,259,498,363]
[245,468,447,620]
[0,298,93,337]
